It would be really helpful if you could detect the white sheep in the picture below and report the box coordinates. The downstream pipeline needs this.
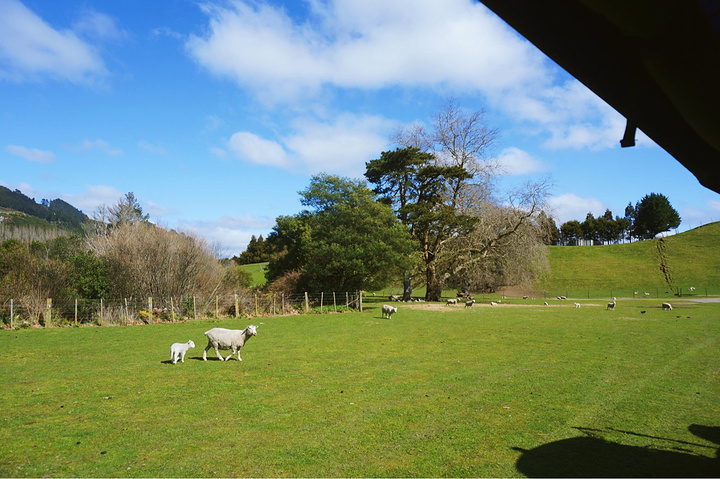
[170,340,195,364]
[203,325,258,361]
[465,300,475,308]
[662,302,673,311]
[382,304,397,319]
[446,298,457,306]
[607,297,617,310]
[574,302,581,308]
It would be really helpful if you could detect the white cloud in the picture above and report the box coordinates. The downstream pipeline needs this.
[178,215,276,257]
[226,113,392,176]
[186,0,628,152]
[494,147,546,176]
[61,184,124,214]
[284,113,392,176]
[67,139,124,156]
[138,141,167,155]
[547,193,605,225]
[72,9,126,42]
[0,0,107,83]
[185,0,546,100]
[227,131,289,168]
[5,144,55,163]
[209,146,228,159]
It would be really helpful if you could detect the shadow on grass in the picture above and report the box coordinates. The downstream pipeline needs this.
[514,425,720,477]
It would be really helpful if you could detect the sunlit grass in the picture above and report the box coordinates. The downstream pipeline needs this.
[1,300,719,477]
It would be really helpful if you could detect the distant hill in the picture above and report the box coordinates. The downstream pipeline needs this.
[536,222,720,297]
[0,185,88,235]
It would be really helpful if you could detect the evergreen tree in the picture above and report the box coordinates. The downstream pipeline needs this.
[632,193,681,239]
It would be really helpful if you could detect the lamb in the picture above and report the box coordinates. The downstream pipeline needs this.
[662,302,673,311]
[446,298,457,306]
[170,340,195,364]
[574,302,581,308]
[607,297,617,310]
[465,300,475,308]
[203,325,258,361]
[382,304,397,319]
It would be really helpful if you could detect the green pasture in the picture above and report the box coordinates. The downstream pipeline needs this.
[1,299,719,477]
[537,222,720,297]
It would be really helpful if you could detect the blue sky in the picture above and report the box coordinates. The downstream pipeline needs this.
[2,0,719,257]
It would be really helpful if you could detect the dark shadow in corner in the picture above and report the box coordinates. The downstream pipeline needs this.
[514,425,719,477]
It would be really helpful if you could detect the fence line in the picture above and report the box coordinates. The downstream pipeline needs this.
[0,292,364,329]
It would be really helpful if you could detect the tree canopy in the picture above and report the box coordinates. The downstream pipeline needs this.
[265,174,415,293]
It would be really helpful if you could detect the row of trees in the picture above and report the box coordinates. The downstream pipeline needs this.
[262,100,553,301]
[558,193,682,245]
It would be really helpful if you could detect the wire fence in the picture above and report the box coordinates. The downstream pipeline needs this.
[537,286,719,300]
[0,291,364,329]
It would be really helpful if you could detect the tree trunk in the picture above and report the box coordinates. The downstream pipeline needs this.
[402,271,413,302]
[425,260,443,302]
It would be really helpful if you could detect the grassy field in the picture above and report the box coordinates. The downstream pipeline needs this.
[2,299,719,477]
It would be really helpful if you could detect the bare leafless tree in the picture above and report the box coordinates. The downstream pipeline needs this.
[439,178,552,293]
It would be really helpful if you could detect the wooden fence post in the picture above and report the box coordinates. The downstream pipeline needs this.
[305,292,309,313]
[46,298,52,327]
[215,296,219,319]
[74,298,78,325]
[100,298,104,326]
[171,297,176,322]
[193,296,197,320]
[10,298,13,329]
[320,292,324,314]
[333,292,337,313]
[235,294,239,318]
[148,297,153,323]
[254,294,258,316]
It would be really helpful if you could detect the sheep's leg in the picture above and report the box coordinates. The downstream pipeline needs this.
[203,346,210,361]
[230,346,241,361]
[180,351,186,363]
[214,347,225,361]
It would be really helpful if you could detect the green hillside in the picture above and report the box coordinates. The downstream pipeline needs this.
[536,222,720,297]
[239,262,269,288]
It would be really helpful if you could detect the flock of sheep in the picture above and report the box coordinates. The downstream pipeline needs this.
[170,325,258,364]
[169,297,677,364]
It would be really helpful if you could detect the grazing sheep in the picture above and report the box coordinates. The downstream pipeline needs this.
[446,298,458,306]
[170,340,195,364]
[382,304,397,319]
[607,297,617,310]
[389,295,401,302]
[662,302,673,311]
[203,325,257,361]
[574,302,581,308]
[490,301,498,306]
[543,301,549,306]
[465,300,475,308]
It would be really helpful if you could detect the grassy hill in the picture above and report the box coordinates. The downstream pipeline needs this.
[536,222,720,298]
